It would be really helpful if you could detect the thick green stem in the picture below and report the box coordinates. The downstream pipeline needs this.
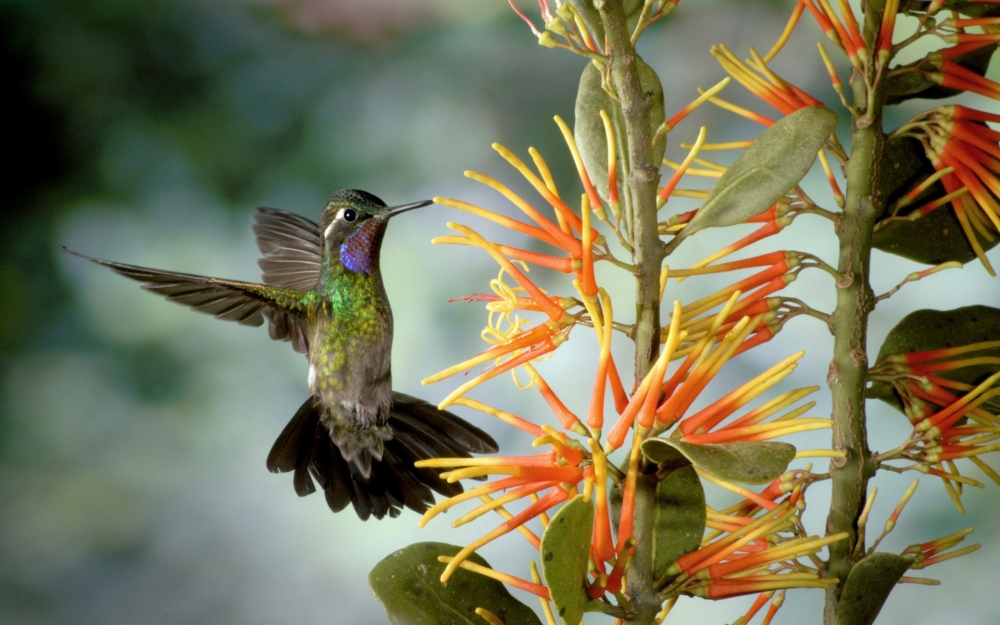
[595,1,663,623]
[824,3,886,623]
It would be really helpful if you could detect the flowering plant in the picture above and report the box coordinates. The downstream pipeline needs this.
[367,2,1000,624]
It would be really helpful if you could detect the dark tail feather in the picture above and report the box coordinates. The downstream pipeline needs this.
[266,393,497,520]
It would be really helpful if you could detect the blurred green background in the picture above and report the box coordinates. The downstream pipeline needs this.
[3,1,999,623]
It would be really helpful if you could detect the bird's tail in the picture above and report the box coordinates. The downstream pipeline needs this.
[266,393,498,520]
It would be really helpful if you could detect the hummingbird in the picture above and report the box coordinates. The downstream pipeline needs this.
[62,189,498,520]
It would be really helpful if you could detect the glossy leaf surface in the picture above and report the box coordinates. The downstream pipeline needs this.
[370,542,542,625]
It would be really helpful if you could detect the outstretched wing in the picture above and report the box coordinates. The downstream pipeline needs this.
[62,247,312,349]
[252,208,323,290]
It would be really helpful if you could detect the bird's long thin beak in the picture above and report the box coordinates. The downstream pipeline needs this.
[377,199,433,220]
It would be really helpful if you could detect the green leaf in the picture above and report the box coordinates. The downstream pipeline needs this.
[681,106,837,237]
[369,542,542,625]
[838,552,914,625]
[652,465,707,582]
[642,438,796,485]
[871,306,1000,414]
[872,202,997,266]
[575,59,665,205]
[639,438,687,465]
[540,495,597,625]
[885,45,997,105]
[873,136,998,265]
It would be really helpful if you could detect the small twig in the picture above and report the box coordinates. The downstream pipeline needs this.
[875,261,963,302]
[796,252,844,281]
[780,297,834,328]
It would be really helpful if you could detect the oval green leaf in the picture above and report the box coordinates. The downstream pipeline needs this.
[369,542,542,625]
[838,552,914,625]
[644,438,796,485]
[540,494,597,625]
[683,106,837,236]
[871,306,1000,414]
[873,136,998,265]
[652,465,707,582]
[639,437,687,465]
[575,59,665,204]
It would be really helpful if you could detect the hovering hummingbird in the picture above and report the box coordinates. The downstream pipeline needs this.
[63,189,498,520]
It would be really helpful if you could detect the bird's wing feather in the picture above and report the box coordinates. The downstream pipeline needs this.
[252,208,323,291]
[62,248,312,342]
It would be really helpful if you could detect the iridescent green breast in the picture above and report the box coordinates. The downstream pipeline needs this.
[309,266,392,399]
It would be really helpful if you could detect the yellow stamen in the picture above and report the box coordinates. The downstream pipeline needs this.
[480,494,540,545]
[970,456,1000,487]
[732,387,820,427]
[681,140,754,151]
[739,420,833,441]
[695,468,778,509]
[438,467,518,482]
[599,109,619,220]
[661,161,721,178]
[654,597,679,625]
[683,504,794,574]
[440,556,525,591]
[453,485,549,528]
[764,0,804,61]
[667,188,710,198]
[419,480,519,528]
[530,492,551,528]
[465,170,577,250]
[916,544,982,568]
[703,91,774,125]
[554,115,600,211]
[475,608,505,625]
[795,449,847,459]
[530,562,558,625]
[416,456,509,468]
[659,265,670,300]
[441,526,510,582]
[529,147,559,198]
[492,143,582,232]
[659,126,709,209]
[886,480,919,531]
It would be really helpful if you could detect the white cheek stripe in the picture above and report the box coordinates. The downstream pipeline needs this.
[308,364,317,389]
[324,222,336,239]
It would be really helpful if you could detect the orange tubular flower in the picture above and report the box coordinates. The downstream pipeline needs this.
[892,105,1000,273]
[876,0,900,64]
[417,434,584,583]
[906,528,981,571]
[871,344,1000,507]
[802,0,865,68]
[711,45,823,117]
[663,498,846,600]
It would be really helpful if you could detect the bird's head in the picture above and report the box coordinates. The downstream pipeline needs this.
[320,189,431,273]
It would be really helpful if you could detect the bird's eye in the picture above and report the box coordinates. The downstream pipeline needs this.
[342,208,358,223]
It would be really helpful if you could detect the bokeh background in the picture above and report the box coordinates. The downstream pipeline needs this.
[3,1,1000,623]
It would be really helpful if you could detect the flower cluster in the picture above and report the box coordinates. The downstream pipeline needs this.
[882,6,1000,272]
[404,1,999,622]
[871,340,1000,512]
[415,95,833,616]
[509,0,680,58]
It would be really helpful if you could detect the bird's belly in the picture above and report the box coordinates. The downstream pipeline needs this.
[309,320,392,430]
